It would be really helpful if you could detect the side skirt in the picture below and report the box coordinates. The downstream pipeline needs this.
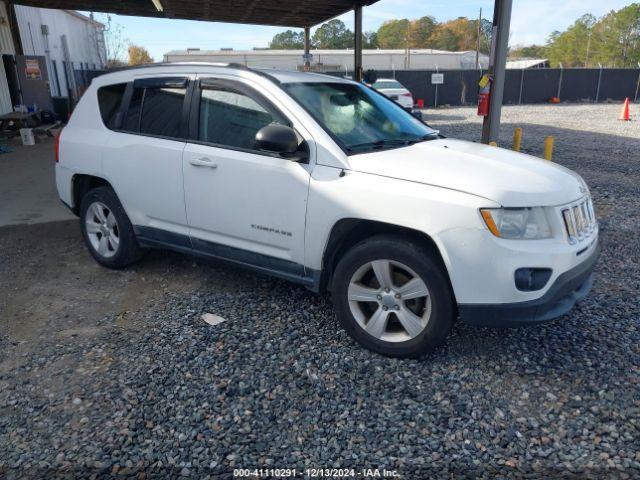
[134,225,321,291]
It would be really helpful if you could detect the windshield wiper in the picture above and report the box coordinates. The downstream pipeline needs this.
[408,132,440,143]
[346,133,439,152]
[345,140,388,152]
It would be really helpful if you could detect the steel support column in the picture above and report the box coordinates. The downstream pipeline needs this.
[481,0,512,144]
[303,27,310,71]
[354,5,363,82]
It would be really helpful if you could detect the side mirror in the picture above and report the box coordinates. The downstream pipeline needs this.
[255,124,299,156]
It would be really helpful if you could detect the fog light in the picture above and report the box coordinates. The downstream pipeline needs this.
[514,268,552,291]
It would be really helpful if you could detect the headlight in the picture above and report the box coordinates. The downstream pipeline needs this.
[480,207,552,240]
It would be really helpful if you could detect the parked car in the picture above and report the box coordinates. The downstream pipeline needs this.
[372,78,414,109]
[56,63,599,358]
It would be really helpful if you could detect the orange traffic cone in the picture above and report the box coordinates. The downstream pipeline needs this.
[619,98,631,121]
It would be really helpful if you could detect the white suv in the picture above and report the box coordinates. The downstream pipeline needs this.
[55,63,599,358]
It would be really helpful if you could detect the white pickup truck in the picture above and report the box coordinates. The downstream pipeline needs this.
[55,63,599,357]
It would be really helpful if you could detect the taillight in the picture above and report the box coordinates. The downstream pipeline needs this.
[54,128,62,163]
[401,92,413,97]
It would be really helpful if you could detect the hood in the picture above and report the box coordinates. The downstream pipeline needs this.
[347,138,586,207]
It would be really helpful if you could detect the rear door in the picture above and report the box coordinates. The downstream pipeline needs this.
[182,76,313,279]
[102,76,192,242]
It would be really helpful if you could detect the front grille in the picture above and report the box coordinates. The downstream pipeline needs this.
[562,197,596,244]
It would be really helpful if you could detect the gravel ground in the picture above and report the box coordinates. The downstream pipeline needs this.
[1,104,639,479]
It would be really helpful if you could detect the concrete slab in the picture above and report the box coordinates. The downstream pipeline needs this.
[0,136,75,226]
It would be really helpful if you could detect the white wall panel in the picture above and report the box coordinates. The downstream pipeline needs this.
[12,6,106,98]
[15,6,105,68]
[165,49,490,71]
[0,2,15,113]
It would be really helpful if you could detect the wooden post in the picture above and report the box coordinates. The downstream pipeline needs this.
[543,136,554,161]
[513,127,522,152]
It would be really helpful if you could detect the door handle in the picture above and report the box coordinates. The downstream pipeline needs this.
[189,157,218,168]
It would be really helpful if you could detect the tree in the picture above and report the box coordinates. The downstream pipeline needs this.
[363,31,379,49]
[410,16,437,48]
[430,17,478,51]
[541,5,640,67]
[377,19,411,48]
[545,14,596,66]
[128,45,153,65]
[312,19,353,49]
[509,44,549,59]
[429,23,459,50]
[478,18,493,54]
[594,4,640,67]
[269,30,304,49]
[103,15,128,68]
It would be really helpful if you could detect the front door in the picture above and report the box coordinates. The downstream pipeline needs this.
[183,77,312,279]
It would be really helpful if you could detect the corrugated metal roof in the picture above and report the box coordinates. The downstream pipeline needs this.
[506,58,549,69]
[11,0,379,28]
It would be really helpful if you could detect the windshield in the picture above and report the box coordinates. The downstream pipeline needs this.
[283,82,437,154]
[373,80,404,89]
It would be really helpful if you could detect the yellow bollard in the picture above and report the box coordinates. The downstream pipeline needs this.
[489,141,498,147]
[513,127,522,152]
[543,136,554,161]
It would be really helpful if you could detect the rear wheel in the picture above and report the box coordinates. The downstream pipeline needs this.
[332,235,455,358]
[79,187,142,268]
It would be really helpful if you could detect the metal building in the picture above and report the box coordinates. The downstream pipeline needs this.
[164,48,490,72]
[0,2,106,114]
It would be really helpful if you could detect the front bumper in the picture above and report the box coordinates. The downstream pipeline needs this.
[458,242,599,327]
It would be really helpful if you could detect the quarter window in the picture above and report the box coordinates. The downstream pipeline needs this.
[198,86,285,151]
[97,83,126,129]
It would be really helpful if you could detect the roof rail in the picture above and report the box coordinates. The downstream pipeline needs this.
[104,61,288,87]
[108,61,250,73]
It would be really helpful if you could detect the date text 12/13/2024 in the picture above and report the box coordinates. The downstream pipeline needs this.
[233,468,401,478]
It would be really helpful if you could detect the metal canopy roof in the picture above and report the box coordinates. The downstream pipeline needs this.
[14,0,379,27]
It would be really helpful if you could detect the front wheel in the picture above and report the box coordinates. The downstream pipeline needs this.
[332,235,455,358]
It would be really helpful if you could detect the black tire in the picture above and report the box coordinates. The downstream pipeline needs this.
[79,186,143,269]
[332,235,455,358]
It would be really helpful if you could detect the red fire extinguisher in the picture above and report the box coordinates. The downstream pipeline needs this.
[477,74,492,117]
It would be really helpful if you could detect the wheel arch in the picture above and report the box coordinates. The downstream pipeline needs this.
[71,174,114,215]
[319,218,455,300]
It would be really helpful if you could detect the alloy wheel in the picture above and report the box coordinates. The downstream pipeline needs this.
[85,201,120,259]
[347,259,432,343]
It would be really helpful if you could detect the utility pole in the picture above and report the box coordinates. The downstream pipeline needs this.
[585,30,592,67]
[475,8,482,70]
[405,21,412,70]
[354,6,363,82]
[303,27,310,72]
[481,0,513,144]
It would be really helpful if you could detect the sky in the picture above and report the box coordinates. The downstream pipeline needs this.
[91,0,635,61]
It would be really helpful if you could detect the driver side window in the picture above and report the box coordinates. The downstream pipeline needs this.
[198,86,284,151]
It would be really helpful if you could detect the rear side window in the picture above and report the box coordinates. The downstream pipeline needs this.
[124,87,143,132]
[97,83,126,129]
[123,78,187,139]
